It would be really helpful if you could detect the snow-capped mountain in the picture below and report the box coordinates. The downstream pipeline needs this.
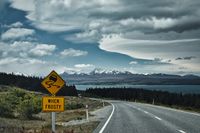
[61,68,200,85]
[12,72,29,77]
[89,68,133,75]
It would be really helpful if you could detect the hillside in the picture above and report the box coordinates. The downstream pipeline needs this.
[0,72,77,96]
[0,86,103,133]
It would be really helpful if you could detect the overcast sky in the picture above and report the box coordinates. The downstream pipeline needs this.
[0,0,200,76]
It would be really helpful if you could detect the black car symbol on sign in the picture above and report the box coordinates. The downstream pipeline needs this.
[45,74,60,88]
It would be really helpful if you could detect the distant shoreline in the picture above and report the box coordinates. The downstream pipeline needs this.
[75,84,200,94]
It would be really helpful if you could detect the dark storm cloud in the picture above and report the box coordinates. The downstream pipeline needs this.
[175,56,196,60]
[89,0,200,33]
[91,1,180,19]
[157,16,200,33]
[138,58,171,66]
[129,57,172,67]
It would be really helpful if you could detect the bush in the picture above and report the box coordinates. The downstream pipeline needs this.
[0,89,23,118]
[11,88,26,98]
[0,88,42,119]
[17,94,42,119]
[0,98,13,117]
[65,102,84,110]
[17,99,34,119]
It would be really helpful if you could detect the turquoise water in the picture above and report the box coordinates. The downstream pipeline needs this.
[75,84,200,94]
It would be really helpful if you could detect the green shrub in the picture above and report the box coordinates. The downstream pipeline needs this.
[32,96,42,114]
[0,98,13,117]
[65,102,84,110]
[0,88,42,119]
[17,94,42,119]
[17,99,34,119]
[11,88,26,98]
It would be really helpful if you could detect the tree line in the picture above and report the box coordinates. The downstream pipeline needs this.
[0,72,78,96]
[85,88,200,110]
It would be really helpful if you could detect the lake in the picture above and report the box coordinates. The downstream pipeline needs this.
[75,84,200,94]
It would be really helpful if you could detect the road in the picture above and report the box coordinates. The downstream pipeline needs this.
[94,101,200,133]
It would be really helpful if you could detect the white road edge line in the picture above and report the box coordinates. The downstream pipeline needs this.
[178,129,186,133]
[99,103,115,133]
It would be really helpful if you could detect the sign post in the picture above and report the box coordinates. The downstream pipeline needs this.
[41,70,66,133]
[52,112,56,133]
[86,104,89,121]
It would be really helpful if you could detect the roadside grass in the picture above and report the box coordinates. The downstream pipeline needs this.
[0,86,104,133]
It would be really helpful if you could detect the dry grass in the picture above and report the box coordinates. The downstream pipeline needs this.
[0,86,104,133]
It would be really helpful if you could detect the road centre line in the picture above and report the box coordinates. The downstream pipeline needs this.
[178,130,186,133]
[126,103,162,121]
[99,103,115,133]
[154,116,162,121]
[143,111,149,114]
[126,103,188,133]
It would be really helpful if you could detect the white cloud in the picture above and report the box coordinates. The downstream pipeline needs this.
[24,0,88,32]
[0,41,66,76]
[74,64,94,68]
[119,17,176,30]
[31,21,81,33]
[2,22,23,28]
[1,28,35,40]
[9,0,121,33]
[10,0,35,12]
[11,41,34,50]
[128,61,200,75]
[100,34,200,60]
[0,41,56,58]
[10,22,23,28]
[60,48,88,57]
[29,44,56,57]
[100,34,200,73]
[129,61,138,65]
[66,30,101,43]
[73,63,95,73]
[0,57,70,76]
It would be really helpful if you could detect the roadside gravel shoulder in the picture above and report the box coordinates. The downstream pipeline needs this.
[57,105,112,127]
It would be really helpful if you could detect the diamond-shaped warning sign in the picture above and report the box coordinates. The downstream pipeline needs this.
[41,70,65,95]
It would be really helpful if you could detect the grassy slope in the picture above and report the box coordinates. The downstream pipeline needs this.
[0,85,104,133]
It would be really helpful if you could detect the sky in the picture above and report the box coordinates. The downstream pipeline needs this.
[0,0,200,76]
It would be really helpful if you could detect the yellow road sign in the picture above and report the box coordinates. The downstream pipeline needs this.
[42,96,65,112]
[41,70,65,95]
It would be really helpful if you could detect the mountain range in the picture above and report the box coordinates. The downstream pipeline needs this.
[61,69,200,85]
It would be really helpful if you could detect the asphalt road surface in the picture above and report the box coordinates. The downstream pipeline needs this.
[94,101,200,133]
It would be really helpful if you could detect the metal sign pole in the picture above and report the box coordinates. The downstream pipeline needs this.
[86,105,89,121]
[52,94,56,133]
[52,112,56,133]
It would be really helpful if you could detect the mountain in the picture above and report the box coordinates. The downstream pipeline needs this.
[61,69,200,85]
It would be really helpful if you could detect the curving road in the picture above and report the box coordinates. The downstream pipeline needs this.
[94,101,200,133]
